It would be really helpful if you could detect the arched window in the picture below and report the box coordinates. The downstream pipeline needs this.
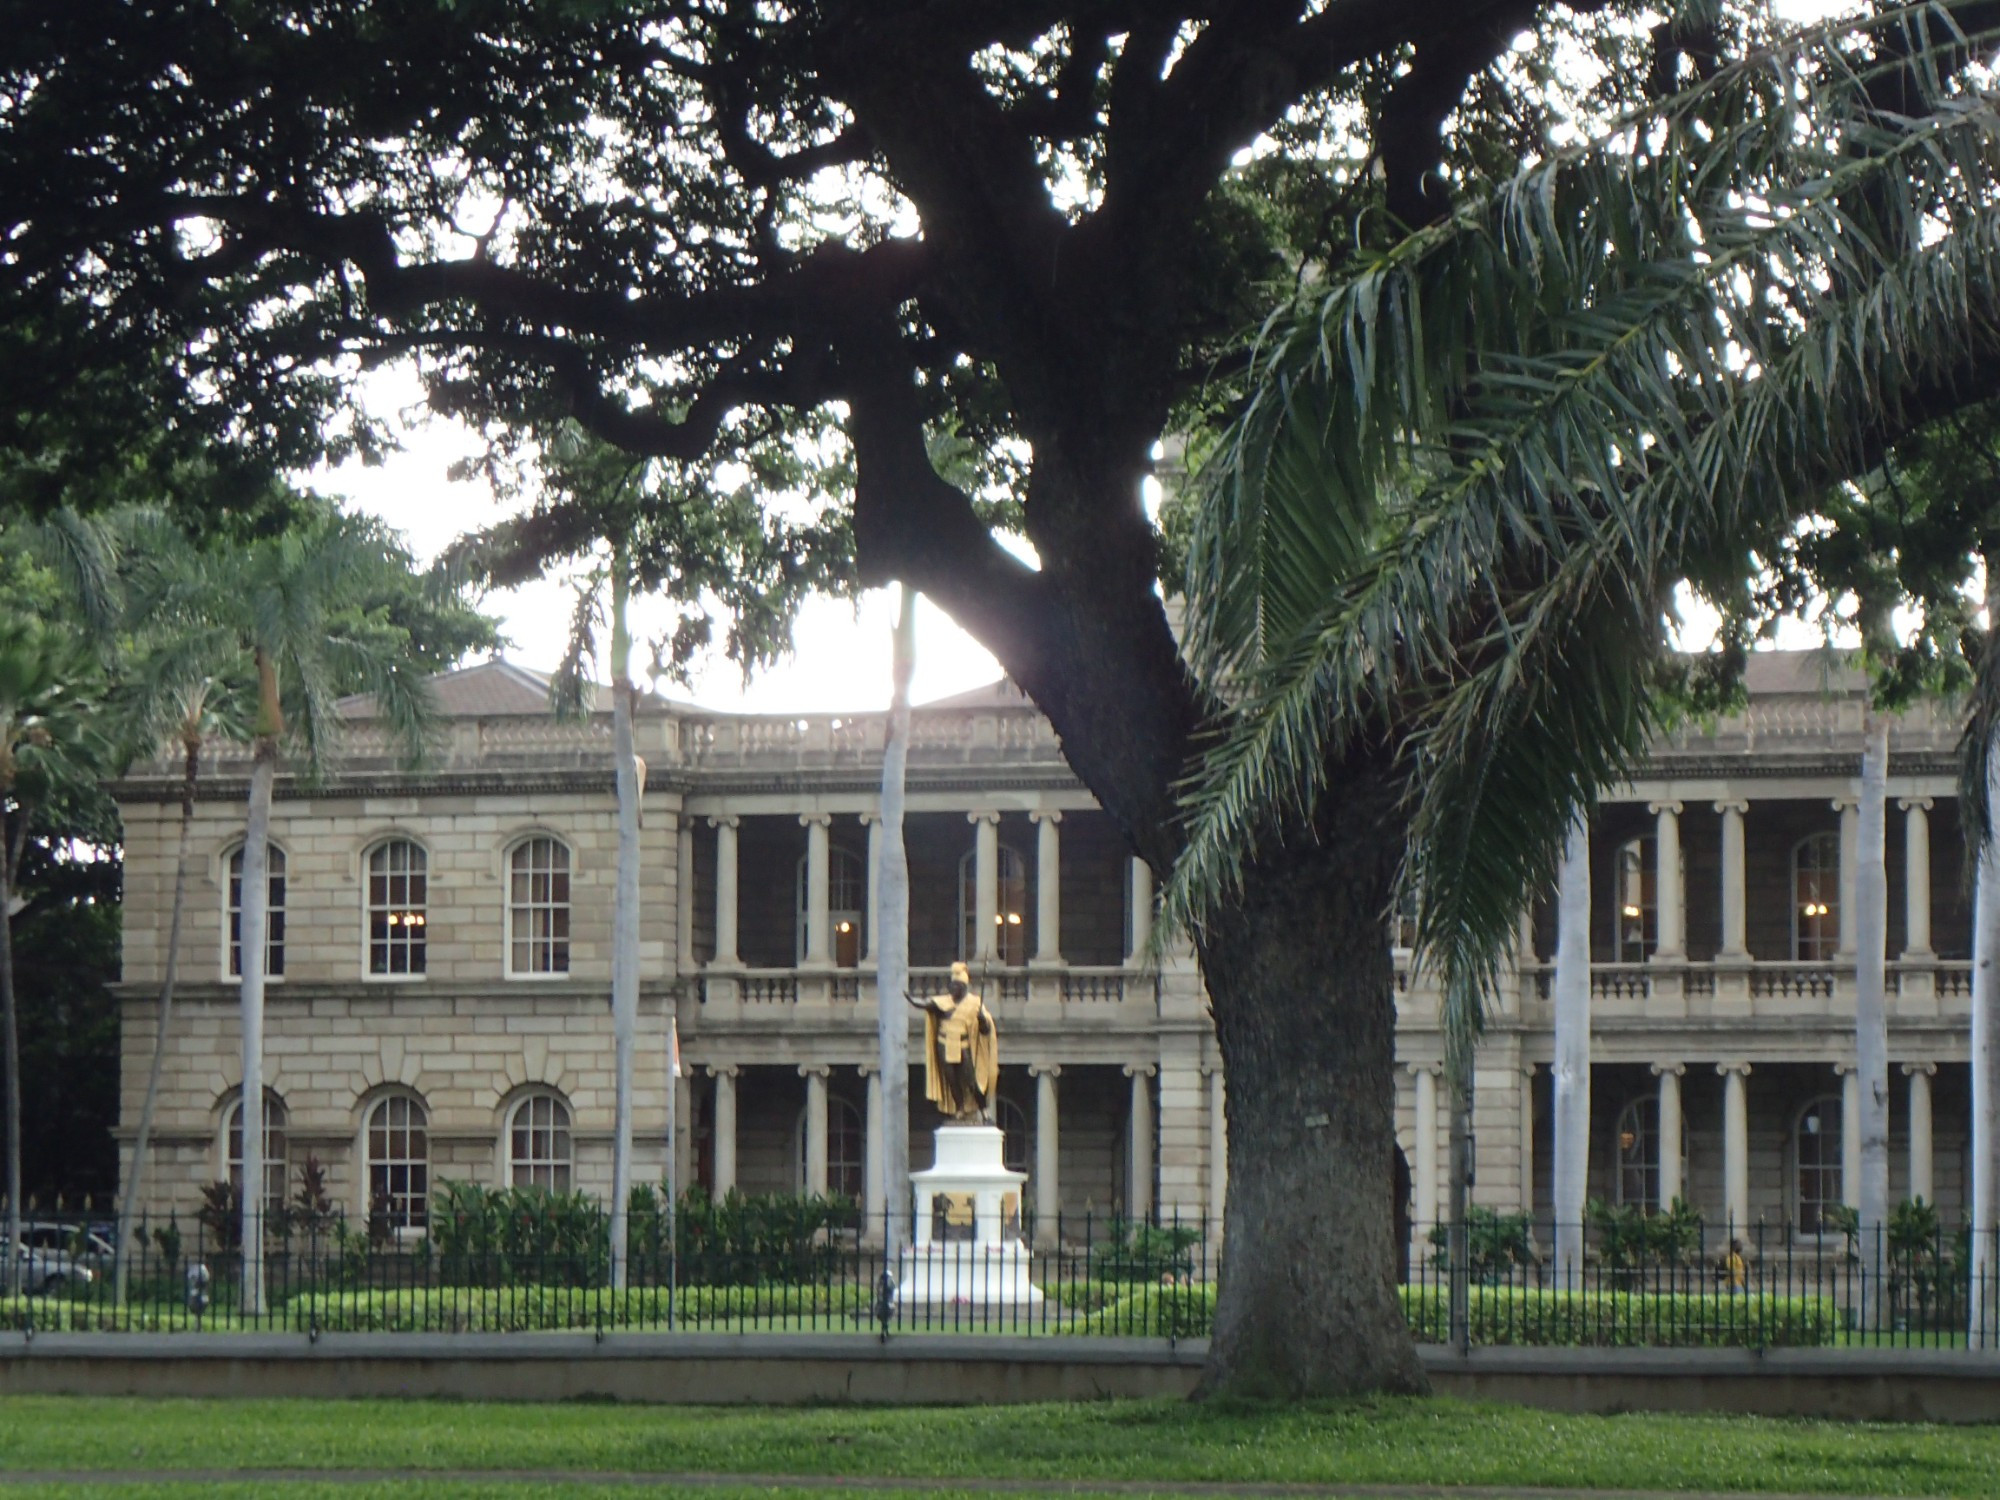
[227,843,285,978]
[366,1094,429,1231]
[1793,832,1841,962]
[1795,1095,1843,1233]
[795,845,866,968]
[223,1091,287,1217]
[1613,836,1655,962]
[367,840,428,976]
[1612,1096,1688,1212]
[795,1096,866,1200]
[507,837,571,975]
[957,843,1028,966]
[507,1093,573,1192]
[996,1095,1031,1180]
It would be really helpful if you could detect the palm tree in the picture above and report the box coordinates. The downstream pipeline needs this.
[1163,9,2000,1080]
[107,627,250,1303]
[130,508,439,1313]
[0,620,105,1293]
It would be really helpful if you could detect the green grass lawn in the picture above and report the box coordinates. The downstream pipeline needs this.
[0,1396,1998,1496]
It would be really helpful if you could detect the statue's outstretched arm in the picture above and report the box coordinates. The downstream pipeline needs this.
[903,990,928,1011]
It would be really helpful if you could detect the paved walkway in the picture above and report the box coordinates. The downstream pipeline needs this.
[0,1471,1910,1498]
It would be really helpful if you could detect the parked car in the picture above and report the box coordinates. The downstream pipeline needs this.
[22,1222,115,1272]
[0,1225,102,1292]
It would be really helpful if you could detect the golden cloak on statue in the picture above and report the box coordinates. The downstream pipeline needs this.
[911,960,999,1121]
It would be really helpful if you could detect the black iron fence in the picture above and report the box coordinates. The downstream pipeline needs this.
[7,1197,2000,1347]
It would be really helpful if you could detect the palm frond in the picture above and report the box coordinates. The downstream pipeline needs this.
[1168,3,2000,1055]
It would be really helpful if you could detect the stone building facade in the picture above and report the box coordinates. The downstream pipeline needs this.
[110,652,1982,1248]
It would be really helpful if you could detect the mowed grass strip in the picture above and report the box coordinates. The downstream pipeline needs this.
[0,1397,1995,1496]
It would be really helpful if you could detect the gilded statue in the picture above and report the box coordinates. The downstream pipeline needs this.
[907,960,999,1122]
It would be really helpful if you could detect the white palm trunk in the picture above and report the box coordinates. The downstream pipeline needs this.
[607,560,640,1290]
[875,587,916,1257]
[1854,710,1892,1251]
[1552,810,1590,1278]
[115,731,200,1303]
[1974,571,2000,1347]
[238,745,275,1316]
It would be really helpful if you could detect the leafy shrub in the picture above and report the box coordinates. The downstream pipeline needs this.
[1428,1206,1537,1282]
[196,1181,240,1253]
[427,1181,610,1287]
[288,1282,871,1332]
[1038,1277,1133,1312]
[666,1186,855,1286]
[1586,1197,1706,1272]
[1086,1219,1202,1283]
[1082,1284,1215,1337]
[1399,1285,1839,1347]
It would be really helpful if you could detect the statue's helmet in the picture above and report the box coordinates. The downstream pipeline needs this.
[949,961,971,984]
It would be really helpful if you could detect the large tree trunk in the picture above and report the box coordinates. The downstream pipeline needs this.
[607,559,640,1290]
[1194,765,1427,1399]
[114,733,200,1303]
[238,734,276,1318]
[1854,710,1892,1249]
[0,804,25,1297]
[875,586,915,1257]
[1551,812,1591,1276]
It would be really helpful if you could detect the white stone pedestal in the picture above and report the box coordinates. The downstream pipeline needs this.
[898,1123,1044,1307]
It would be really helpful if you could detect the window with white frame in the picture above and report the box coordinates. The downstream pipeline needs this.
[367,839,428,976]
[1613,836,1656,962]
[223,1091,287,1218]
[957,843,1027,965]
[227,843,285,978]
[366,1094,429,1231]
[507,1093,573,1192]
[1793,832,1841,962]
[794,844,866,967]
[507,837,570,975]
[1612,1096,1688,1212]
[795,1095,865,1199]
[996,1095,1031,1179]
[1794,1095,1843,1233]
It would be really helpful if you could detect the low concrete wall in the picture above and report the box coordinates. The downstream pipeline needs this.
[8,1335,2000,1420]
[1421,1346,2000,1423]
[0,1332,1206,1405]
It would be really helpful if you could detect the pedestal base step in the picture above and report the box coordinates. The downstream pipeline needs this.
[897,1242,1046,1307]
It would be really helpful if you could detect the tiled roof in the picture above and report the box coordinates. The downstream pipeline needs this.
[339,658,606,719]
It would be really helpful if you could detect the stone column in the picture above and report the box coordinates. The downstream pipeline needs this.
[970,811,1000,961]
[1127,858,1153,963]
[1413,1063,1440,1232]
[1905,1062,1936,1205]
[862,814,882,964]
[802,1064,830,1196]
[862,1064,884,1231]
[1207,1065,1228,1229]
[1519,1066,1537,1217]
[711,1065,739,1194]
[709,816,741,968]
[676,812,695,975]
[1030,1063,1061,1247]
[1901,799,1935,958]
[1719,1062,1751,1232]
[1125,1063,1156,1221]
[801,814,832,967]
[1838,1063,1862,1211]
[1030,811,1063,964]
[1653,1062,1685,1206]
[1651,801,1686,960]
[1716,800,1750,960]
[1836,797,1860,959]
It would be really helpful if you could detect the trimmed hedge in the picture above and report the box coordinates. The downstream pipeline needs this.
[286,1283,873,1333]
[1083,1286,1216,1337]
[1399,1286,1840,1347]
